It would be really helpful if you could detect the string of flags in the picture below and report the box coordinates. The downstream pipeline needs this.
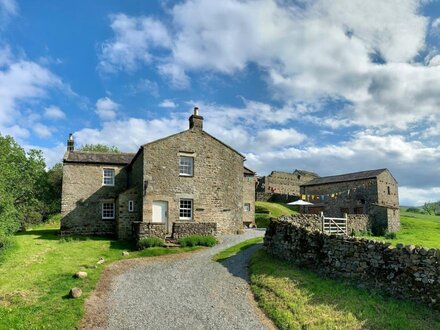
[300,179,376,202]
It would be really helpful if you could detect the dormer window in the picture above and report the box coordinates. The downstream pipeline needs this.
[103,169,115,186]
[179,156,193,176]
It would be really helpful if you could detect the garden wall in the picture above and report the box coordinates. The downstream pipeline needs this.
[264,219,440,308]
[172,222,217,239]
[134,222,167,240]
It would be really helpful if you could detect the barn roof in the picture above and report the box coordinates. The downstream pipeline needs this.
[301,168,388,186]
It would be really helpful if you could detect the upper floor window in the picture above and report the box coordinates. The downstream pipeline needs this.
[179,156,193,176]
[244,203,251,212]
[179,199,193,220]
[103,169,115,186]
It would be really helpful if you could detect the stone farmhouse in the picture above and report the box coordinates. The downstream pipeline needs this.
[300,168,400,232]
[61,108,256,240]
[256,169,319,201]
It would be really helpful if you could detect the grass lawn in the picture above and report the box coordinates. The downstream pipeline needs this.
[255,201,298,228]
[250,250,440,330]
[0,216,199,329]
[361,209,440,248]
[212,237,263,262]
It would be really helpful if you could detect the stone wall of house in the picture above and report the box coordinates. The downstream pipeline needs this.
[134,222,168,240]
[60,161,127,236]
[172,222,217,239]
[264,219,440,308]
[277,213,371,234]
[243,174,256,226]
[258,171,318,195]
[141,126,244,235]
[116,188,139,240]
[127,151,144,217]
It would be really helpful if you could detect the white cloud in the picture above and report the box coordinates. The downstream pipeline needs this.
[95,97,119,121]
[159,99,177,108]
[399,186,440,207]
[33,123,52,138]
[432,17,440,29]
[99,14,171,73]
[44,105,65,120]
[0,0,17,27]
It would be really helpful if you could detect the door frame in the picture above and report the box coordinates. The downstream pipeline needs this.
[152,200,169,233]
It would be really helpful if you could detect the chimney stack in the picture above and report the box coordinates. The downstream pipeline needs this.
[67,133,74,151]
[189,107,203,130]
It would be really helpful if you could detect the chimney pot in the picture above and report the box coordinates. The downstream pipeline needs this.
[194,107,199,116]
[67,133,75,151]
[189,107,203,130]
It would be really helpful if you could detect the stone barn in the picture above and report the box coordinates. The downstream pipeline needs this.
[300,168,400,233]
[61,108,256,240]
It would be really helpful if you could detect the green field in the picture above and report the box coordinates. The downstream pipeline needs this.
[0,217,199,329]
[361,209,440,248]
[212,237,263,262]
[255,201,298,228]
[250,250,440,330]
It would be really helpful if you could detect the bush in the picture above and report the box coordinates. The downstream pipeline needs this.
[137,237,165,250]
[0,234,15,262]
[384,232,397,239]
[178,235,217,247]
[406,207,422,213]
[255,205,270,214]
[352,229,372,237]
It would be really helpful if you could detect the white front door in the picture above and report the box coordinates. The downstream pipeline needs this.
[152,201,168,225]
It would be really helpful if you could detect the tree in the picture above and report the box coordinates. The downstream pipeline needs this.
[78,144,120,153]
[422,201,437,215]
[45,163,63,214]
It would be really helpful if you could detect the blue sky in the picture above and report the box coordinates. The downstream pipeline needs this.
[1,0,440,206]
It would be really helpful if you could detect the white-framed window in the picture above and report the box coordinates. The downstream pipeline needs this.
[102,202,115,220]
[103,168,115,186]
[179,199,193,220]
[128,200,134,212]
[179,156,193,176]
[244,203,251,212]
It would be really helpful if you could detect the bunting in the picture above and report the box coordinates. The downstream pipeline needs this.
[300,179,375,201]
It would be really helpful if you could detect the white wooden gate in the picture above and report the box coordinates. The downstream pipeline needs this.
[320,212,347,235]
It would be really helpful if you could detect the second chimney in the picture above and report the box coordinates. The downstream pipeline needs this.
[189,107,203,131]
[67,133,74,151]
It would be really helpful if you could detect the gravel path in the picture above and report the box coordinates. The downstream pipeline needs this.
[105,229,272,330]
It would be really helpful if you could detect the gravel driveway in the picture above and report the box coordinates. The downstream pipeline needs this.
[101,229,272,330]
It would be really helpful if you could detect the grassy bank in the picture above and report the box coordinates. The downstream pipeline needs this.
[0,218,199,329]
[361,209,440,248]
[255,201,297,228]
[250,250,440,329]
[212,237,263,262]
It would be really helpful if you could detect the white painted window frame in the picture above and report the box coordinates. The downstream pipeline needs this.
[102,168,115,186]
[179,156,194,176]
[102,202,115,220]
[244,203,251,212]
[128,200,134,212]
[179,199,193,220]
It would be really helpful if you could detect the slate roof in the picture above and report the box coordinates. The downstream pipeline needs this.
[244,166,256,175]
[301,169,388,186]
[63,151,136,165]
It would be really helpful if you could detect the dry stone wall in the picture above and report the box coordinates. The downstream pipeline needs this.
[134,222,167,240]
[265,219,440,308]
[172,222,217,239]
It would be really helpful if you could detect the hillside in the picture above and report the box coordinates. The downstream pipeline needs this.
[255,201,298,228]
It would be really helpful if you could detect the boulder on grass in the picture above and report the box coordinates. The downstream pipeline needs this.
[122,251,129,257]
[97,257,105,265]
[74,271,87,279]
[70,287,82,298]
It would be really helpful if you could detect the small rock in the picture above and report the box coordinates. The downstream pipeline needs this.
[74,271,88,279]
[70,287,82,298]
[97,257,105,265]
[122,251,129,256]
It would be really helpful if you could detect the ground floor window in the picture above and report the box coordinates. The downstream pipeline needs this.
[244,203,251,212]
[102,202,115,219]
[128,200,134,212]
[179,199,193,220]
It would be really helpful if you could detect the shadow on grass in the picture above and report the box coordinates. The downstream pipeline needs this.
[250,250,440,329]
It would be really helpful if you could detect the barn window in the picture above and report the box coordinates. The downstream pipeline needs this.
[128,200,134,212]
[102,202,115,219]
[179,199,193,220]
[387,186,391,195]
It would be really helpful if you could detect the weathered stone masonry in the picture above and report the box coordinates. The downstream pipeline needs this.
[265,219,440,308]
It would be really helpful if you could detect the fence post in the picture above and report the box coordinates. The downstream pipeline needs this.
[320,211,324,233]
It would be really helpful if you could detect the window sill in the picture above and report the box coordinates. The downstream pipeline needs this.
[179,174,194,177]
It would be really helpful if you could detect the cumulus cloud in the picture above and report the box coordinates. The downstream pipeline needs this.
[95,97,119,121]
[99,14,171,73]
[159,99,177,108]
[44,105,65,120]
[33,123,52,138]
[0,0,17,27]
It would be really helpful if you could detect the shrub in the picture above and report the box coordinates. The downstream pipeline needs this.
[255,205,270,214]
[352,229,372,237]
[137,237,165,250]
[0,234,15,261]
[384,232,397,239]
[178,235,217,247]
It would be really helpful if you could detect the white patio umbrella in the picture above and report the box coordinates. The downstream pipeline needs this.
[287,200,314,206]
